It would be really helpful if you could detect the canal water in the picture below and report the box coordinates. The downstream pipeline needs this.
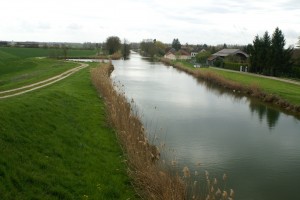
[111,52,300,200]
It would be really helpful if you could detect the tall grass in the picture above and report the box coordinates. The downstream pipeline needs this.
[161,58,300,115]
[91,62,186,199]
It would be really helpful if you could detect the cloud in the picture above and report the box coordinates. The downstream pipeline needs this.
[0,0,299,45]
[37,22,51,30]
[67,23,82,30]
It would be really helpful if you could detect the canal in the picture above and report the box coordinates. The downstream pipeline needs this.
[111,52,300,200]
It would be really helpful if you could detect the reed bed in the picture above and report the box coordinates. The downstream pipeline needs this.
[161,58,300,114]
[91,62,186,199]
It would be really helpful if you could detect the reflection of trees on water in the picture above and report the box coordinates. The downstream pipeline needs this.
[249,101,280,129]
[197,79,282,129]
[197,79,246,102]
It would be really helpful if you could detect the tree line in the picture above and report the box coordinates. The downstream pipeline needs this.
[248,27,293,76]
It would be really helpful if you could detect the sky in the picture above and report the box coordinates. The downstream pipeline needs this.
[1,0,299,46]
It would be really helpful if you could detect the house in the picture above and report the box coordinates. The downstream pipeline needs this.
[191,52,198,58]
[207,49,248,65]
[164,51,177,60]
[191,49,206,58]
[164,49,191,60]
[178,49,191,60]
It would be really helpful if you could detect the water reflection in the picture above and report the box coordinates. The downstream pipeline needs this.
[195,78,281,129]
[249,101,281,129]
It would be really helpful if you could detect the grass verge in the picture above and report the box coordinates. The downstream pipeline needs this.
[161,58,300,115]
[0,63,137,199]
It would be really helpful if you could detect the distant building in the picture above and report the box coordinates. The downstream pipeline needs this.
[164,51,177,60]
[177,49,191,60]
[207,49,249,65]
[191,49,206,58]
[164,49,191,60]
[191,52,198,58]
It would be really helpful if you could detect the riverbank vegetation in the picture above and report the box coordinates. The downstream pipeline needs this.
[161,58,300,115]
[0,63,137,199]
[91,63,186,199]
[140,39,167,58]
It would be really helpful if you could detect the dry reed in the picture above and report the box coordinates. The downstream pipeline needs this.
[91,62,186,199]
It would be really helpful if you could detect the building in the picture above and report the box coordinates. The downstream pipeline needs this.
[164,51,177,60]
[191,52,198,58]
[164,49,191,60]
[191,49,206,58]
[207,49,249,65]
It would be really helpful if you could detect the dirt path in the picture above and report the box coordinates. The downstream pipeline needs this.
[211,67,300,86]
[0,63,89,99]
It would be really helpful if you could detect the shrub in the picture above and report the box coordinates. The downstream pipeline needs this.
[223,62,246,71]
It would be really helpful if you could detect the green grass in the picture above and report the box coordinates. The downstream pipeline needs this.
[0,58,78,91]
[173,60,300,106]
[0,47,99,91]
[0,63,137,199]
[65,49,97,57]
[0,47,97,59]
[204,68,300,105]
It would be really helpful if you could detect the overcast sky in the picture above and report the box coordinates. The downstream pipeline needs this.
[1,0,299,46]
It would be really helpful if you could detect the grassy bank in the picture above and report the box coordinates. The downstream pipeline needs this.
[0,47,97,59]
[0,58,78,91]
[0,63,137,199]
[0,47,91,91]
[162,58,300,115]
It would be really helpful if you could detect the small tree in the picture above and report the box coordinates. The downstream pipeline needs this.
[196,51,211,64]
[270,27,293,76]
[121,39,130,59]
[249,35,261,73]
[140,39,156,57]
[95,43,102,56]
[172,38,181,51]
[106,36,121,55]
[154,41,166,56]
[61,44,68,59]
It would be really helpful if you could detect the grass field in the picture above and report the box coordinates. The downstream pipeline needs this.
[0,58,78,91]
[0,47,99,91]
[0,63,137,199]
[174,60,300,106]
[0,47,97,59]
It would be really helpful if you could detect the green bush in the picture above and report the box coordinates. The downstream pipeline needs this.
[291,66,300,78]
[214,59,223,67]
[223,62,247,71]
